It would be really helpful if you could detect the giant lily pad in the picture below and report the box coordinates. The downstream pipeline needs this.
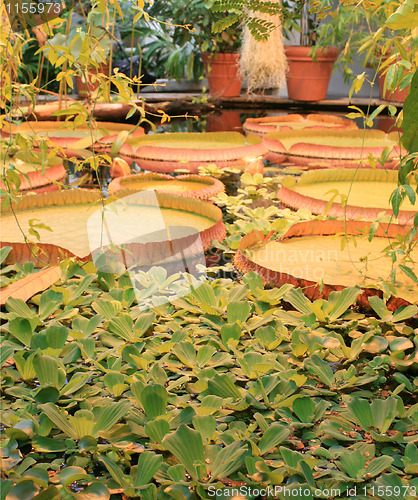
[108,173,224,200]
[0,154,65,193]
[277,168,416,225]
[263,129,405,168]
[245,114,357,163]
[1,121,144,158]
[235,220,417,309]
[1,189,226,266]
[244,113,356,136]
[126,132,267,173]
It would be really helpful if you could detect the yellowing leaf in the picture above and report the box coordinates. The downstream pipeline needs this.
[0,266,61,305]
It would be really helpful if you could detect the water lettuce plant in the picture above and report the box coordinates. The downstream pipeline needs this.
[1,257,417,500]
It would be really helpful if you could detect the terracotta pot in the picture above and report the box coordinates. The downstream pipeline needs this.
[201,52,243,98]
[284,46,339,102]
[75,63,110,97]
[378,59,409,102]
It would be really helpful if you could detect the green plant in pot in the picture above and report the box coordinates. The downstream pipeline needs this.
[134,0,242,95]
[295,0,417,103]
[189,0,243,97]
[209,0,349,101]
[349,0,417,102]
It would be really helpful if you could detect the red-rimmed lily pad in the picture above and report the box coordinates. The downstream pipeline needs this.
[1,155,66,194]
[263,129,405,168]
[126,132,267,173]
[234,220,417,309]
[1,189,226,266]
[277,168,416,225]
[1,121,144,158]
[244,113,357,136]
[108,173,225,200]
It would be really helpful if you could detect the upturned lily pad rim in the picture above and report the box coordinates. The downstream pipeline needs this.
[108,172,225,200]
[277,168,416,225]
[235,220,417,310]
[0,158,66,192]
[244,113,357,135]
[1,121,143,155]
[128,132,266,160]
[263,129,405,168]
[2,120,144,136]
[124,132,267,173]
[1,189,226,265]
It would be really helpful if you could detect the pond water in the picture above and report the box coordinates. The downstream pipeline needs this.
[153,108,396,134]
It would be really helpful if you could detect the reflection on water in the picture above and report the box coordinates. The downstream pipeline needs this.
[153,109,398,134]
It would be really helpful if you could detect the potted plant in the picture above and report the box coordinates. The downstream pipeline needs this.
[278,0,342,101]
[210,0,349,101]
[351,0,416,102]
[132,0,242,96]
[314,0,416,103]
[188,0,243,97]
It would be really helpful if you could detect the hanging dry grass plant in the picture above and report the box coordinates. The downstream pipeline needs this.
[239,0,288,92]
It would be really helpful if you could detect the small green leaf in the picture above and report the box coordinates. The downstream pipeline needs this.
[399,264,418,283]
[365,456,394,478]
[304,355,334,387]
[292,397,315,423]
[58,466,89,487]
[6,298,34,319]
[162,425,205,481]
[172,342,196,368]
[109,314,134,342]
[32,436,68,452]
[207,374,242,399]
[5,480,39,500]
[348,398,374,431]
[145,419,170,443]
[220,322,241,346]
[134,451,163,487]
[192,415,216,442]
[258,424,290,455]
[93,401,131,435]
[8,318,34,346]
[368,296,389,319]
[328,287,361,321]
[0,246,12,265]
[140,384,168,419]
[227,301,251,324]
[33,354,66,389]
[339,450,366,478]
[74,481,109,500]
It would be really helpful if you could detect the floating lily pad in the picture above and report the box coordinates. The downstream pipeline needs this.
[108,173,225,200]
[277,168,416,225]
[0,154,66,193]
[235,220,418,308]
[1,189,226,266]
[245,115,357,164]
[127,132,267,173]
[244,113,356,136]
[1,121,144,157]
[264,129,405,168]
